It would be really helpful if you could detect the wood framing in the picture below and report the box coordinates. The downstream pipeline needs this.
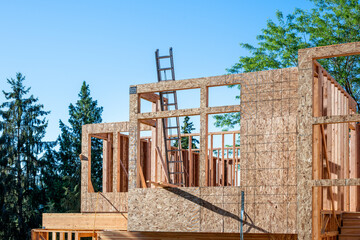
[297,41,360,240]
[42,213,127,230]
[32,41,360,240]
[128,67,299,234]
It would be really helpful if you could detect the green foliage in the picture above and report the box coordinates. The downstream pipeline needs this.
[216,0,360,129]
[0,73,50,239]
[56,81,104,211]
[174,116,199,149]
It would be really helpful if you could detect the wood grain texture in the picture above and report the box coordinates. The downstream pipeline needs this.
[42,213,127,230]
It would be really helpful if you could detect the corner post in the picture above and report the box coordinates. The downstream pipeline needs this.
[200,85,208,187]
[129,86,140,189]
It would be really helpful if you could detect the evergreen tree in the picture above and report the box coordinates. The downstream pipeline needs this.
[216,0,360,129]
[56,81,103,212]
[174,116,199,149]
[0,73,49,239]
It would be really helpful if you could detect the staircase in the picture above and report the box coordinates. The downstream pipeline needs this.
[339,212,360,240]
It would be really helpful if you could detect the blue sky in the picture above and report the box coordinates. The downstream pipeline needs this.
[0,1,314,141]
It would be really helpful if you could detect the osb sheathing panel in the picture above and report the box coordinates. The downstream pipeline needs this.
[128,186,296,234]
[80,121,144,213]
[128,67,299,234]
[238,68,298,234]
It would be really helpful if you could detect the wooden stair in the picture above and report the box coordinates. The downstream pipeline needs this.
[339,212,360,240]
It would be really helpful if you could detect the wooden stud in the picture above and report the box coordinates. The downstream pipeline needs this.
[189,136,193,187]
[312,70,322,240]
[357,123,360,212]
[339,91,344,211]
[233,133,236,186]
[155,146,169,183]
[320,125,338,222]
[222,133,225,186]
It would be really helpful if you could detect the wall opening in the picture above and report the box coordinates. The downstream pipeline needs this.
[208,84,240,107]
[88,133,113,193]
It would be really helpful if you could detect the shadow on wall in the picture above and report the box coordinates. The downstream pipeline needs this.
[164,187,269,233]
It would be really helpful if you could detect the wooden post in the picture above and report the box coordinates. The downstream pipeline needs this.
[74,232,79,240]
[210,134,215,186]
[357,123,360,212]
[312,69,322,240]
[339,92,344,211]
[324,78,332,210]
[189,136,193,187]
[200,86,208,187]
[151,102,157,187]
[222,133,225,186]
[217,150,220,186]
[344,96,350,211]
[233,133,236,186]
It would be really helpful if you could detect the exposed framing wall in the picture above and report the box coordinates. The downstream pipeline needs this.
[297,42,360,240]
[129,75,241,189]
[128,68,299,233]
[81,122,150,213]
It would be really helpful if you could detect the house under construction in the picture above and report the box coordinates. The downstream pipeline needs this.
[32,42,360,240]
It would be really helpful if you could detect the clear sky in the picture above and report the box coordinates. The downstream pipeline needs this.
[0,0,314,141]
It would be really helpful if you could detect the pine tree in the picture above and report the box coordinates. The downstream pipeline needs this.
[0,73,49,239]
[57,81,103,212]
[174,116,199,149]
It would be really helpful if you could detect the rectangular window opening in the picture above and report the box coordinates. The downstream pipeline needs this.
[139,88,200,114]
[208,84,240,107]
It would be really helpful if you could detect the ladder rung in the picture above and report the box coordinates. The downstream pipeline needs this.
[161,91,175,95]
[158,55,171,59]
[168,149,181,152]
[158,67,172,71]
[169,172,184,174]
[164,102,176,106]
[165,126,178,129]
[166,137,180,141]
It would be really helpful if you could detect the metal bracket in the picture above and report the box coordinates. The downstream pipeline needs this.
[129,86,137,94]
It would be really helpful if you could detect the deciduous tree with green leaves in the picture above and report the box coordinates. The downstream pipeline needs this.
[216,0,360,129]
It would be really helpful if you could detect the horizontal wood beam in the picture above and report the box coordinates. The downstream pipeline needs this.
[139,108,201,119]
[138,105,240,120]
[89,133,108,140]
[42,213,127,230]
[303,41,360,60]
[139,119,156,128]
[313,114,360,125]
[147,180,178,188]
[134,74,242,94]
[140,93,161,103]
[206,105,241,115]
[311,178,360,187]
[83,121,151,133]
